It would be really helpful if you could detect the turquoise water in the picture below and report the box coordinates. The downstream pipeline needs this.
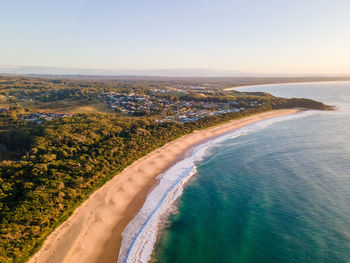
[152,82,350,263]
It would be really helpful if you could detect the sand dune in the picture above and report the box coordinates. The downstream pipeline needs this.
[28,109,300,263]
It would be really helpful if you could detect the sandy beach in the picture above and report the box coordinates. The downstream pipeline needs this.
[28,109,301,263]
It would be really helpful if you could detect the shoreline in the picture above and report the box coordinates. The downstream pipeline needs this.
[28,109,302,263]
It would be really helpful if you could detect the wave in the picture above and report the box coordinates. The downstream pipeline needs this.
[117,110,319,263]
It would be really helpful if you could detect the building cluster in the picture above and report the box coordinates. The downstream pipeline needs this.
[100,92,190,115]
[151,88,185,94]
[18,112,73,123]
[99,92,154,114]
[100,91,262,123]
[156,107,245,123]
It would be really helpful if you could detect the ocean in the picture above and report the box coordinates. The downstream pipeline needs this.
[150,81,350,263]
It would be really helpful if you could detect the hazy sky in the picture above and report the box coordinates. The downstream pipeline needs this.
[2,0,350,75]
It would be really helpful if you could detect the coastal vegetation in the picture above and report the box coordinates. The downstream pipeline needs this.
[0,76,332,262]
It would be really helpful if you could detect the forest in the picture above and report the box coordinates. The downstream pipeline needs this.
[0,76,332,262]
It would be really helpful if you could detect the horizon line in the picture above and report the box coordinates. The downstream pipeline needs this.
[1,65,350,78]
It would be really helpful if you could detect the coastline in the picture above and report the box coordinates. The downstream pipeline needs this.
[28,109,302,263]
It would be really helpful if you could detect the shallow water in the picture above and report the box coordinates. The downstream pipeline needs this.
[152,81,350,263]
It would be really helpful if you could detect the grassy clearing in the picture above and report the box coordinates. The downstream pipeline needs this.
[13,99,115,114]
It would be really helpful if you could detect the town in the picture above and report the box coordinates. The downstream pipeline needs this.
[0,77,268,125]
[98,88,262,123]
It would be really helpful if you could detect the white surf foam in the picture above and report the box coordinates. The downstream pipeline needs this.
[117,110,318,263]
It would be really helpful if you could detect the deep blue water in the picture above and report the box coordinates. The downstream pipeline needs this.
[152,81,350,263]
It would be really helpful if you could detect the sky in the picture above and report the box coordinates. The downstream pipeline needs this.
[1,0,350,76]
